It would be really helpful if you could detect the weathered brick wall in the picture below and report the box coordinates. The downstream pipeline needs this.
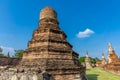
[102,61,120,75]
[0,67,43,80]
[0,57,21,66]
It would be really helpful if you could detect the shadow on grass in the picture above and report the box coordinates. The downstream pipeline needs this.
[87,74,99,80]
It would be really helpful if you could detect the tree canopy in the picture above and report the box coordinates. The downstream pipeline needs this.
[0,53,5,57]
[79,56,101,64]
[12,50,24,58]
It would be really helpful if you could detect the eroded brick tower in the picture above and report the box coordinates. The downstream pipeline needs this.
[101,52,107,66]
[85,51,92,69]
[19,6,87,80]
[108,42,118,63]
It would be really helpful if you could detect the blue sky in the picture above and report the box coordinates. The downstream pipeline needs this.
[0,0,120,59]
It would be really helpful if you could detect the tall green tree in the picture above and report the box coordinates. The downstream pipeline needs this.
[13,50,24,58]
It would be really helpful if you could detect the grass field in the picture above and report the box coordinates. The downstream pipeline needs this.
[86,68,120,80]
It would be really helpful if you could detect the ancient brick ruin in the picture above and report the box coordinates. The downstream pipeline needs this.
[102,43,120,75]
[96,52,107,67]
[94,43,120,75]
[85,51,93,69]
[101,52,107,66]
[0,7,88,80]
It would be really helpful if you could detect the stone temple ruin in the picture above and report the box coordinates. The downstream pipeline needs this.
[0,7,88,80]
[102,43,120,75]
[85,51,92,69]
[96,52,107,67]
[96,43,120,75]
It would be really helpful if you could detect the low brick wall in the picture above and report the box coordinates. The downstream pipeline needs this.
[0,67,43,80]
[0,57,21,66]
[102,63,120,75]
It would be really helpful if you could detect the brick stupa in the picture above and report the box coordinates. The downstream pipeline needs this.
[101,52,107,66]
[108,43,118,63]
[85,51,92,69]
[102,43,120,75]
[17,7,87,80]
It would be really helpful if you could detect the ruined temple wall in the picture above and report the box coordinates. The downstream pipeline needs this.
[0,67,43,80]
[28,42,71,50]
[101,59,107,66]
[108,50,119,64]
[28,41,48,48]
[50,32,65,40]
[0,58,21,66]
[23,52,72,59]
[102,64,120,75]
[22,51,48,59]
[48,52,72,59]
[49,42,71,50]
[0,68,87,80]
[33,30,49,38]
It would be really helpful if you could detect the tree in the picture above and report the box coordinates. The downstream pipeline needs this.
[78,56,101,64]
[0,47,4,57]
[13,50,24,58]
[78,57,85,63]
[0,53,5,57]
[95,57,101,61]
[90,57,101,64]
[90,57,96,64]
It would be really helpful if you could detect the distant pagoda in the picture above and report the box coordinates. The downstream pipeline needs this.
[102,43,120,75]
[108,42,118,63]
[18,7,87,80]
[101,52,107,66]
[85,51,93,68]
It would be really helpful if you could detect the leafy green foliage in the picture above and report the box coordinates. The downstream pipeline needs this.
[0,53,5,57]
[90,57,101,64]
[13,50,24,58]
[78,57,85,63]
[79,56,101,64]
[90,57,96,64]
[94,57,101,62]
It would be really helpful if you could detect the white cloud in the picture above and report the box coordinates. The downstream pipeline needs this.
[0,46,15,56]
[77,28,95,38]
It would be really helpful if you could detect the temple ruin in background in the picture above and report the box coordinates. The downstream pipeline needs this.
[85,51,93,68]
[102,43,120,75]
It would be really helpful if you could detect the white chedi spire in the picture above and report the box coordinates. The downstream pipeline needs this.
[102,52,105,59]
[86,51,89,58]
[108,42,114,51]
[108,42,114,54]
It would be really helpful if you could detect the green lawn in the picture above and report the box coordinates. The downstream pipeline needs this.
[86,68,120,80]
